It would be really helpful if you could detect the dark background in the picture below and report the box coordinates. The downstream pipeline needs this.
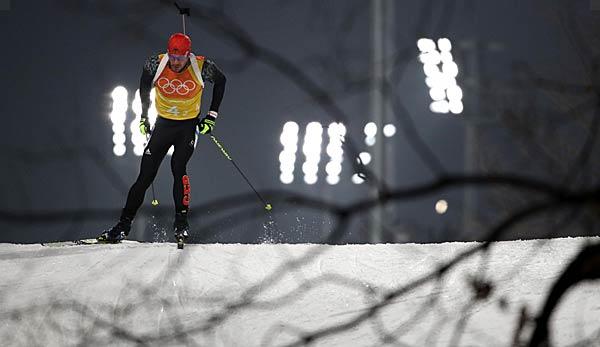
[0,1,597,244]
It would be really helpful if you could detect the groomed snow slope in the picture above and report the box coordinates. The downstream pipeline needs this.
[1,237,599,346]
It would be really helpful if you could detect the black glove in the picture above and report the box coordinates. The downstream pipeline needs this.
[139,117,151,135]
[198,113,217,135]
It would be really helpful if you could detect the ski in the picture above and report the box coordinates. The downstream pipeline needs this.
[41,239,140,247]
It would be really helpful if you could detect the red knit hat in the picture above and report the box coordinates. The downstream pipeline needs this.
[167,33,191,55]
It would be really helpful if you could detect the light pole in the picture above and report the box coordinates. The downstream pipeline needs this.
[370,0,394,243]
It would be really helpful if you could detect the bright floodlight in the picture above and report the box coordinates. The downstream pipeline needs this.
[429,87,446,101]
[110,86,128,157]
[435,199,448,214]
[133,146,144,156]
[440,51,453,63]
[111,86,128,104]
[302,141,322,157]
[283,121,299,133]
[112,123,125,133]
[325,161,342,176]
[280,132,299,147]
[326,175,340,185]
[112,133,126,145]
[280,172,294,185]
[324,122,345,185]
[109,110,126,124]
[327,122,339,136]
[306,121,323,134]
[304,175,318,185]
[442,62,459,78]
[446,76,457,88]
[326,144,343,160]
[418,38,463,115]
[425,77,436,89]
[430,100,450,114]
[302,161,319,175]
[417,38,436,53]
[148,89,158,126]
[351,173,365,184]
[383,124,396,137]
[423,64,440,77]
[446,85,463,101]
[131,89,142,115]
[363,122,377,137]
[358,152,371,165]
[279,121,300,184]
[365,136,376,146]
[302,122,323,184]
[449,100,464,114]
[437,38,452,52]
[419,51,441,65]
[279,151,296,165]
[113,144,126,157]
[130,89,146,156]
[328,122,347,137]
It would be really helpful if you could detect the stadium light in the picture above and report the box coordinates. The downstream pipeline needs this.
[278,121,299,184]
[302,122,323,184]
[109,86,180,158]
[383,124,396,137]
[130,90,145,156]
[358,152,372,165]
[351,173,365,185]
[435,199,448,214]
[364,122,377,147]
[110,86,128,156]
[325,122,345,185]
[417,37,463,115]
[417,38,436,53]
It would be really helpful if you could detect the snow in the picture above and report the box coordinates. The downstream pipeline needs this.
[1,237,599,346]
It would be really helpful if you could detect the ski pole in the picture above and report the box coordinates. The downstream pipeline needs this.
[151,182,159,206]
[146,133,159,206]
[208,134,272,211]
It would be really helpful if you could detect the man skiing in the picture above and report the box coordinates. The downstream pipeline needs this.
[98,33,226,243]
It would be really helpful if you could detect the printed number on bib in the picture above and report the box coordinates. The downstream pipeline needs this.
[167,106,180,115]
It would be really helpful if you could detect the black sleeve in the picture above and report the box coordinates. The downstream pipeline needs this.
[201,59,226,113]
[139,55,160,118]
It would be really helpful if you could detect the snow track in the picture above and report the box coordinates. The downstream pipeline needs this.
[1,238,599,346]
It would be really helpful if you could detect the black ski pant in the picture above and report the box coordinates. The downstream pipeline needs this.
[122,117,197,219]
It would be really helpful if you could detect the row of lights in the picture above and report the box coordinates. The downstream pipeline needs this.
[130,89,157,156]
[363,122,396,147]
[325,123,346,185]
[351,122,398,184]
[109,87,128,156]
[417,38,464,114]
[110,86,176,157]
[302,122,323,185]
[279,122,398,185]
[277,122,450,214]
[279,122,299,184]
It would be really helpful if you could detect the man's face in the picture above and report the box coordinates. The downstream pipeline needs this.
[168,54,189,72]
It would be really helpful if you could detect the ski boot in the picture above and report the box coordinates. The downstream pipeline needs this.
[174,211,189,249]
[97,215,133,243]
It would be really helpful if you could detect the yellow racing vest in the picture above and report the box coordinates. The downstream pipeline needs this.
[153,53,205,120]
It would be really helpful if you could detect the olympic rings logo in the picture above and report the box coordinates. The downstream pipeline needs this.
[157,77,196,95]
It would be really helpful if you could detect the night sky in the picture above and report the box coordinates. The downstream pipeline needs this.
[0,1,597,243]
